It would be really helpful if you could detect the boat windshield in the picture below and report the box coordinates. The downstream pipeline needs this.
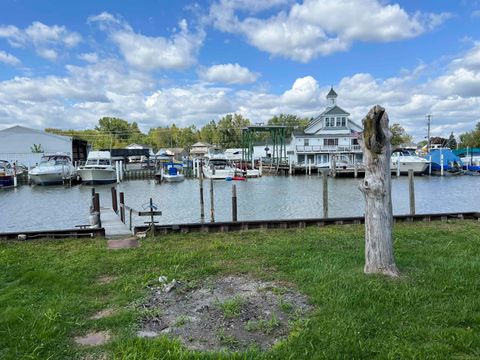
[40,156,71,166]
[86,159,111,166]
[0,161,11,171]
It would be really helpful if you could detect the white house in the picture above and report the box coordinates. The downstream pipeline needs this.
[0,125,88,166]
[291,88,363,167]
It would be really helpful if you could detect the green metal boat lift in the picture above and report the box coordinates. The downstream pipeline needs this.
[241,125,288,171]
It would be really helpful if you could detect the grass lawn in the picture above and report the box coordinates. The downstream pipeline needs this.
[1,221,480,359]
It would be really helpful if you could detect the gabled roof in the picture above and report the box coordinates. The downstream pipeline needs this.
[321,105,350,116]
[0,125,72,142]
[327,87,337,97]
[191,141,212,147]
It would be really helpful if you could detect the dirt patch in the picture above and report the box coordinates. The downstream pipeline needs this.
[74,331,111,346]
[96,275,117,285]
[90,308,115,320]
[107,238,139,249]
[138,275,312,352]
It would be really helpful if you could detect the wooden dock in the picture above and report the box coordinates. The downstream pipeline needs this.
[100,207,132,237]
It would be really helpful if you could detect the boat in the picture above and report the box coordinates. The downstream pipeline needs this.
[0,160,14,188]
[427,148,463,174]
[202,149,236,179]
[162,163,185,182]
[391,149,430,174]
[29,153,77,185]
[77,151,116,185]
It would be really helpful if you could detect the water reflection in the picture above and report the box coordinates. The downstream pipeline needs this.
[1,175,479,232]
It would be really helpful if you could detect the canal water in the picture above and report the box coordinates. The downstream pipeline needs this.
[1,175,479,232]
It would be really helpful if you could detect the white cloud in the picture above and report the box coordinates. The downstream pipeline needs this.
[89,12,204,71]
[78,52,99,63]
[0,50,20,66]
[199,63,259,84]
[210,0,451,61]
[0,21,81,60]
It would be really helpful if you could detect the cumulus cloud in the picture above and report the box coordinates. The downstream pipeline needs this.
[0,50,20,66]
[198,63,259,84]
[210,0,451,61]
[78,52,99,63]
[89,12,204,71]
[0,21,81,60]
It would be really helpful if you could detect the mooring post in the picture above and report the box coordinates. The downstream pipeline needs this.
[150,197,156,236]
[332,156,337,177]
[396,158,400,177]
[289,161,293,176]
[210,177,215,223]
[116,161,120,183]
[440,153,444,176]
[91,188,95,211]
[322,170,328,218]
[119,191,125,223]
[308,159,312,176]
[232,184,237,222]
[129,208,133,231]
[408,169,415,215]
[354,161,358,178]
[199,172,205,223]
[94,192,101,227]
[428,155,432,175]
[111,187,118,213]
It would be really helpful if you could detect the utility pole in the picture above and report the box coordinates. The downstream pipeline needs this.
[426,114,432,152]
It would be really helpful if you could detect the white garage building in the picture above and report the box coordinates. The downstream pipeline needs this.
[0,125,88,167]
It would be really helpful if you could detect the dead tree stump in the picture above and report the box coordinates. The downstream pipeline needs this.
[359,105,400,277]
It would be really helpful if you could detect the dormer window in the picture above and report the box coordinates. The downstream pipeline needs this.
[325,118,330,127]
[336,117,341,127]
[341,117,346,127]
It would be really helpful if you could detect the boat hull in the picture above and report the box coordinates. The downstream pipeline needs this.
[391,161,429,174]
[30,172,70,185]
[78,168,116,184]
[0,176,14,188]
[163,174,185,182]
[203,167,235,179]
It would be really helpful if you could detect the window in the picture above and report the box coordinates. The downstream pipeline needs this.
[304,139,309,146]
[351,138,358,145]
[325,117,330,127]
[324,138,338,146]
[341,117,346,127]
[336,117,341,127]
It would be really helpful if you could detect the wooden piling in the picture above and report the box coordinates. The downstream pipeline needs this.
[119,192,125,223]
[94,193,100,213]
[111,187,118,213]
[232,184,237,222]
[322,170,328,218]
[199,173,205,223]
[354,162,358,178]
[210,177,215,223]
[408,169,415,215]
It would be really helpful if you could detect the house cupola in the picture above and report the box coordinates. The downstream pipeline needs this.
[326,87,337,107]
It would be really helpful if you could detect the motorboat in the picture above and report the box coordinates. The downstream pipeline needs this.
[202,149,236,179]
[157,162,185,182]
[427,148,463,174]
[0,160,14,188]
[29,153,77,185]
[391,149,430,174]
[77,151,116,184]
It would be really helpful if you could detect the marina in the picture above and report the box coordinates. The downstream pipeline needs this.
[1,175,479,234]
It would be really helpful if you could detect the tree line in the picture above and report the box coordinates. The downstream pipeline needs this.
[45,114,480,152]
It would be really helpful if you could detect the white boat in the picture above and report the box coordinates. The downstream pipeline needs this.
[202,149,236,179]
[391,149,429,174]
[78,151,116,185]
[159,163,185,182]
[29,153,77,185]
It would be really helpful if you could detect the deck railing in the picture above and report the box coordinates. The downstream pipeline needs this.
[296,145,361,152]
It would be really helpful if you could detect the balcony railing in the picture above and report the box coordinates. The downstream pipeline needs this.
[296,145,361,152]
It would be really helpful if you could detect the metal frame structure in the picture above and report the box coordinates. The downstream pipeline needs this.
[241,125,288,169]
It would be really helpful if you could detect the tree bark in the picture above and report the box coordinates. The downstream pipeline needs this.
[359,105,400,277]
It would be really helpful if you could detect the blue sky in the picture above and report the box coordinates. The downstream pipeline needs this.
[0,0,479,141]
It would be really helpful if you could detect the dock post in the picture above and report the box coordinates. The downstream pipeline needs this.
[322,170,328,218]
[332,157,337,178]
[116,162,120,183]
[119,192,125,223]
[289,161,293,176]
[259,159,263,177]
[308,159,311,176]
[232,184,237,222]
[440,154,444,176]
[120,160,124,181]
[210,178,215,223]
[111,187,118,213]
[129,208,133,231]
[354,161,358,178]
[408,169,415,215]
[150,197,156,237]
[428,155,432,175]
[396,159,400,177]
[94,193,101,228]
[199,172,205,223]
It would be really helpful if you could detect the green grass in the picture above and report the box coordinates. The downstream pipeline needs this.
[245,314,280,335]
[1,221,480,359]
[217,296,245,318]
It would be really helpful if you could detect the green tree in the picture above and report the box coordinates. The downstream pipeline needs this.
[217,114,250,148]
[459,122,480,148]
[30,144,43,153]
[268,114,310,138]
[446,132,457,149]
[199,120,219,145]
[390,123,413,147]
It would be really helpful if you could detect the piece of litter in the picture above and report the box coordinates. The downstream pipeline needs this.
[158,275,168,284]
[163,279,176,293]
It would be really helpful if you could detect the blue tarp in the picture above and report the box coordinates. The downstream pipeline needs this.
[427,149,463,171]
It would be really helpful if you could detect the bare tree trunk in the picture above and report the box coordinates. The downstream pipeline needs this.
[359,105,400,277]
